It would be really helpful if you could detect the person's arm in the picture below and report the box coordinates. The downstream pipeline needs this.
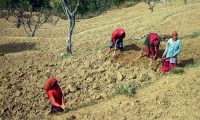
[155,44,159,59]
[108,39,113,54]
[172,40,181,57]
[62,97,65,106]
[60,96,65,109]
[48,92,62,108]
[162,40,169,58]
[149,45,155,58]
[114,39,119,47]
[61,94,65,106]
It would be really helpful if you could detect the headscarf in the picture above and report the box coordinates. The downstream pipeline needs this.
[44,77,57,95]
[148,33,160,46]
[119,29,125,38]
[111,28,125,40]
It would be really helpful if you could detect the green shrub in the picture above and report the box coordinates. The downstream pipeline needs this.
[110,82,136,98]
[183,31,200,39]
[51,1,65,19]
[185,62,200,68]
[125,0,140,7]
[112,0,125,6]
[125,1,136,7]
[191,32,200,38]
[170,67,184,74]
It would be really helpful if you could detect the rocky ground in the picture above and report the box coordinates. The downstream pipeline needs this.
[0,0,200,120]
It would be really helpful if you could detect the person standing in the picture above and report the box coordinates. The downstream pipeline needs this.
[162,31,182,73]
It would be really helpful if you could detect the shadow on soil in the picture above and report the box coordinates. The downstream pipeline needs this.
[157,49,165,59]
[0,42,36,54]
[123,44,141,52]
[179,58,195,67]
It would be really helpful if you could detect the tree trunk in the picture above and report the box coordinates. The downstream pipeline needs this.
[66,26,73,54]
[66,15,75,54]
[60,0,80,55]
[31,30,36,37]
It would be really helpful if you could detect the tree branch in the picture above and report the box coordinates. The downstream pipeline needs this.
[72,0,80,14]
[60,0,72,19]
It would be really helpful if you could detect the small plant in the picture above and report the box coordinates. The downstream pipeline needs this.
[183,31,200,39]
[110,81,136,98]
[185,62,200,68]
[170,67,184,74]
[191,32,200,38]
[47,72,52,78]
[125,1,137,7]
[69,101,97,111]
[60,52,67,59]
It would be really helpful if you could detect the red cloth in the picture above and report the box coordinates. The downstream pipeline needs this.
[170,63,177,70]
[111,28,125,43]
[44,77,63,107]
[141,45,149,56]
[148,33,159,45]
[162,59,170,73]
[148,33,160,57]
[161,59,177,73]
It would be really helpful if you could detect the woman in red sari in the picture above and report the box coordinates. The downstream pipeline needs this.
[44,77,65,113]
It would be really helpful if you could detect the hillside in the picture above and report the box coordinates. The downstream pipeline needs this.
[51,65,200,120]
[0,0,200,120]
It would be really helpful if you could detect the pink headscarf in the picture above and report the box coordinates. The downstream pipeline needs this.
[44,77,57,95]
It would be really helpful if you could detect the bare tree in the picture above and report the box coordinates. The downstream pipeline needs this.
[0,1,15,20]
[60,0,80,55]
[0,8,12,20]
[49,16,59,26]
[1,0,52,37]
[16,5,51,37]
[15,10,23,28]
[144,0,156,12]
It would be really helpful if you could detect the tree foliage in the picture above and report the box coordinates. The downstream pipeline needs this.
[50,0,140,18]
[1,0,140,19]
